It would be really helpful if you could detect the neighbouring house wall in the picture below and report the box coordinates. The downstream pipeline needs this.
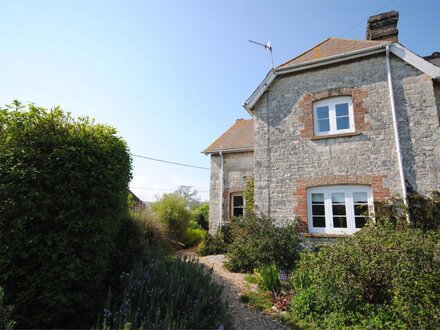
[208,151,254,234]
[253,54,440,229]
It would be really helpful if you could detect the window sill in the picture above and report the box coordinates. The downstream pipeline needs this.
[303,233,352,238]
[310,132,361,140]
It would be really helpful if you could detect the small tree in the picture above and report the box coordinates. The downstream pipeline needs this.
[151,194,190,242]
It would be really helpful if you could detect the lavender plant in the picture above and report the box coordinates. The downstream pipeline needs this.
[99,257,232,329]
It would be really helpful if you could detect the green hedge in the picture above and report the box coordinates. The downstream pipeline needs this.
[290,223,440,329]
[0,102,132,328]
[225,214,301,273]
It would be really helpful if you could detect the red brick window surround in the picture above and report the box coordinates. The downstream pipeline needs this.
[294,176,390,232]
[298,87,370,139]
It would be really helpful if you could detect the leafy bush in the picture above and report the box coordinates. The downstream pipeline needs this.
[197,226,232,256]
[290,223,440,329]
[0,102,132,328]
[374,189,440,232]
[0,287,14,330]
[225,214,301,273]
[191,202,209,230]
[151,194,190,242]
[255,264,282,295]
[183,227,205,247]
[99,258,232,329]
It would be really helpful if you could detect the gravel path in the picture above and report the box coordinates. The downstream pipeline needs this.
[197,255,291,330]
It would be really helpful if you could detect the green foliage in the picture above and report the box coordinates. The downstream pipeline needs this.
[99,258,232,329]
[255,264,282,295]
[197,226,232,256]
[0,102,132,328]
[374,189,440,232]
[239,291,273,311]
[225,214,301,273]
[183,227,205,247]
[108,209,171,298]
[0,287,14,330]
[191,202,209,230]
[151,194,190,242]
[290,223,440,329]
[243,176,254,215]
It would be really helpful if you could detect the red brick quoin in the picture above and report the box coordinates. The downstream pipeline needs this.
[298,87,370,138]
[294,175,390,231]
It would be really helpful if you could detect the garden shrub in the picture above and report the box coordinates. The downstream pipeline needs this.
[99,258,232,329]
[0,287,14,330]
[183,227,205,247]
[374,188,440,232]
[290,223,440,329]
[191,202,209,230]
[0,102,132,328]
[151,194,190,242]
[197,226,232,256]
[225,214,300,273]
[255,264,282,295]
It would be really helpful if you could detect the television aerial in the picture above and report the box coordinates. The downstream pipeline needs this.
[249,39,274,68]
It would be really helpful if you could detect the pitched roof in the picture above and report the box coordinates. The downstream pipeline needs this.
[203,119,253,154]
[244,41,440,112]
[278,37,389,69]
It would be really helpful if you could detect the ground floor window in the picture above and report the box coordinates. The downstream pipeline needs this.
[307,185,372,234]
[231,192,245,217]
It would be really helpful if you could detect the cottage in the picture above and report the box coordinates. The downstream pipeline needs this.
[204,11,440,238]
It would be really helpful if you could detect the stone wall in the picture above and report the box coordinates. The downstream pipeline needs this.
[208,151,254,234]
[253,54,440,228]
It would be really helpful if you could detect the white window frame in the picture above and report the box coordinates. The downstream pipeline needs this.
[307,185,373,235]
[313,96,355,136]
[230,192,245,218]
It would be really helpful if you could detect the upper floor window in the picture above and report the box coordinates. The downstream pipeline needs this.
[313,97,355,136]
[307,185,373,235]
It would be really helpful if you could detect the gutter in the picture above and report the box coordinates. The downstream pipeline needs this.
[385,45,408,205]
[203,147,254,155]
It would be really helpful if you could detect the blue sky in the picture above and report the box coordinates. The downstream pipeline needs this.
[1,0,439,201]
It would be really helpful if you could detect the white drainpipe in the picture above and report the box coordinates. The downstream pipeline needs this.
[386,45,408,205]
[219,151,224,228]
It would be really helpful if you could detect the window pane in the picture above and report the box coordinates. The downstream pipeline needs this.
[353,192,368,203]
[332,204,346,215]
[312,204,325,216]
[233,195,243,207]
[336,116,349,130]
[355,216,366,228]
[233,207,243,217]
[354,204,368,216]
[335,103,349,117]
[313,216,326,228]
[312,193,324,203]
[318,119,330,132]
[332,193,345,204]
[333,216,347,228]
[316,106,329,119]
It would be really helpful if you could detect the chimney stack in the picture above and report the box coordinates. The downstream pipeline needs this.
[366,11,399,42]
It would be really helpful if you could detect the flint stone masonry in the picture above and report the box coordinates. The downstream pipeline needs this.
[253,54,440,227]
[208,151,253,234]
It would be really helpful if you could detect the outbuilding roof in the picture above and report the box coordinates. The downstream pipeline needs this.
[203,119,253,154]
